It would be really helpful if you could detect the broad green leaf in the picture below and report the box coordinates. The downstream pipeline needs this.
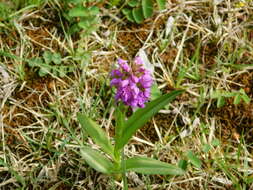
[115,106,125,140]
[78,20,90,29]
[68,6,89,17]
[80,146,114,174]
[128,0,139,7]
[89,6,99,15]
[132,7,144,24]
[114,106,125,160]
[77,113,114,156]
[142,0,153,19]
[122,8,135,22]
[115,90,184,150]
[125,157,185,175]
[156,0,166,10]
[187,150,202,169]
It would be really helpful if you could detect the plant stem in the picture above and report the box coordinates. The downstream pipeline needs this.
[121,148,128,190]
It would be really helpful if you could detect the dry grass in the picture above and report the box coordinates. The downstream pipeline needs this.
[0,0,253,189]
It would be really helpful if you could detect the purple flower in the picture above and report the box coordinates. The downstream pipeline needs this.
[110,69,122,77]
[118,58,130,72]
[110,57,153,108]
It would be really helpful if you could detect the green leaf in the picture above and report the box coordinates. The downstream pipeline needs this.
[43,51,52,64]
[77,113,114,156]
[122,8,135,22]
[28,57,43,67]
[142,0,153,19]
[89,6,99,15]
[58,66,66,77]
[78,20,90,29]
[115,105,125,141]
[156,0,166,10]
[151,83,162,100]
[125,157,185,175]
[110,0,121,6]
[66,0,86,4]
[242,93,251,104]
[68,6,89,17]
[38,67,50,77]
[239,89,250,104]
[233,94,241,105]
[132,7,144,24]
[217,96,226,108]
[80,146,114,174]
[187,150,202,169]
[202,144,211,153]
[222,91,235,98]
[68,23,81,35]
[211,138,220,147]
[115,90,184,150]
[128,0,139,7]
[52,53,61,65]
[178,159,188,170]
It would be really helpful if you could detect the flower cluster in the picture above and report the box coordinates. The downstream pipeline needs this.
[110,57,153,108]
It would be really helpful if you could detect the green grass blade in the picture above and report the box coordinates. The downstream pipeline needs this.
[77,113,114,156]
[80,146,114,174]
[115,90,184,150]
[125,157,185,175]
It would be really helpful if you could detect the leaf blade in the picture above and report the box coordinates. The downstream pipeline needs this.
[80,146,114,174]
[142,0,153,19]
[187,150,202,169]
[125,157,185,175]
[115,90,184,150]
[122,8,135,22]
[132,7,144,24]
[68,6,89,17]
[77,113,114,156]
[156,0,166,10]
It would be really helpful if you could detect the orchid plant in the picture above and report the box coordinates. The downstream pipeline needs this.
[77,57,185,189]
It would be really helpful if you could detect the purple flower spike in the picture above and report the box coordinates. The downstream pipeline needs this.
[111,69,122,77]
[110,57,153,108]
[118,58,130,72]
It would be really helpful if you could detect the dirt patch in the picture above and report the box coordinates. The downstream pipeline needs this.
[117,22,152,57]
[209,71,253,144]
[2,75,53,146]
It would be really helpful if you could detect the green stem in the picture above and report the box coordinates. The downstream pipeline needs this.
[121,148,128,190]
